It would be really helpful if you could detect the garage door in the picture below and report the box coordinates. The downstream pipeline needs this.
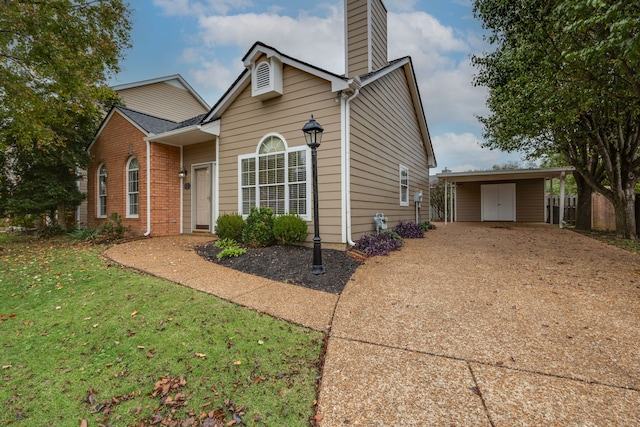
[481,183,515,221]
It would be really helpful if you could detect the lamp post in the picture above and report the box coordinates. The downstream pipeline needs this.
[302,115,325,275]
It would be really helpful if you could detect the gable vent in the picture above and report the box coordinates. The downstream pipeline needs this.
[255,62,271,90]
[251,57,283,100]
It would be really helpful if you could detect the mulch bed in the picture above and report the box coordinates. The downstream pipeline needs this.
[195,243,363,294]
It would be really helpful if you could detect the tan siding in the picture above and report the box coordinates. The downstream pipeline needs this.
[346,0,369,76]
[516,179,545,222]
[370,0,388,71]
[118,81,207,122]
[217,66,343,244]
[456,182,482,221]
[182,141,217,232]
[349,67,431,240]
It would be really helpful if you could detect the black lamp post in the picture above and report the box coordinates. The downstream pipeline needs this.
[302,115,325,275]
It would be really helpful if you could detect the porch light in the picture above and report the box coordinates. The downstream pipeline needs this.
[302,114,324,149]
[178,167,188,179]
[302,115,325,275]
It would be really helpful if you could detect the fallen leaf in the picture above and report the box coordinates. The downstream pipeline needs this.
[79,419,88,427]
[233,360,242,365]
[131,310,138,317]
[314,413,324,421]
[195,353,207,359]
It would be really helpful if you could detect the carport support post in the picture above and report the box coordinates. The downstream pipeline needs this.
[444,178,448,225]
[559,172,566,229]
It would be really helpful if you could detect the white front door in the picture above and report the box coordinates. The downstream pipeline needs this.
[481,183,516,221]
[193,165,212,231]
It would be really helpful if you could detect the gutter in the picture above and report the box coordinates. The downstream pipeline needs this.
[144,139,152,236]
[342,77,362,246]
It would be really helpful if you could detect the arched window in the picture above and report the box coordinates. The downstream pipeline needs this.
[126,157,139,217]
[97,164,107,218]
[238,134,309,219]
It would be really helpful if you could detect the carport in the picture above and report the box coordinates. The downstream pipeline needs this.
[435,167,575,227]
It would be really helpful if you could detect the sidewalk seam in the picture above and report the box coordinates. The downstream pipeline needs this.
[468,363,496,427]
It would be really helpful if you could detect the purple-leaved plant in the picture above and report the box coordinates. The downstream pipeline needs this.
[354,232,403,256]
[393,221,425,238]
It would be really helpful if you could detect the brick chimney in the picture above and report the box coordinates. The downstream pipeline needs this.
[345,0,389,77]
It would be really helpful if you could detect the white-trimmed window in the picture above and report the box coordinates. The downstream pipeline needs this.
[126,157,139,217]
[239,134,310,220]
[399,165,409,206]
[97,164,107,218]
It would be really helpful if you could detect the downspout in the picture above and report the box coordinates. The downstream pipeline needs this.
[343,78,361,246]
[179,147,184,234]
[144,139,152,236]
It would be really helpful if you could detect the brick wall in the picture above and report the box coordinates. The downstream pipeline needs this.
[149,143,181,236]
[88,113,146,234]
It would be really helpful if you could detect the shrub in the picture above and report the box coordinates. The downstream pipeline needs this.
[354,232,404,257]
[217,245,247,260]
[393,221,425,238]
[215,238,239,249]
[100,212,129,241]
[273,214,308,245]
[69,226,100,243]
[215,213,245,241]
[242,206,275,247]
[420,221,436,231]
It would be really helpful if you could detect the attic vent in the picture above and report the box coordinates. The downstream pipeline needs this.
[255,62,271,90]
[251,57,283,100]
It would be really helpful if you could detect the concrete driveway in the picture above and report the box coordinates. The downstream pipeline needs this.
[106,223,640,425]
[318,223,640,425]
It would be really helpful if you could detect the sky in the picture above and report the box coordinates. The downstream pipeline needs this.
[111,0,526,173]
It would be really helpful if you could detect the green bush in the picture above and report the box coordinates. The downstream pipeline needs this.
[217,245,247,260]
[242,206,275,247]
[68,226,100,242]
[215,213,245,241]
[420,221,436,231]
[273,214,308,245]
[215,237,239,249]
[100,212,129,241]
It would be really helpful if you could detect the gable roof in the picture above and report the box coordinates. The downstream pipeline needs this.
[201,41,352,123]
[86,106,207,151]
[112,74,210,110]
[117,107,178,134]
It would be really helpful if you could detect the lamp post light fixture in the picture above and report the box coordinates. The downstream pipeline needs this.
[302,115,325,275]
[178,167,188,179]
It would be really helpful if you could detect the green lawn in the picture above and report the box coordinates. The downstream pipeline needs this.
[0,233,323,426]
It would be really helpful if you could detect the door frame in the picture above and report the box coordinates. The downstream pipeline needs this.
[191,162,216,232]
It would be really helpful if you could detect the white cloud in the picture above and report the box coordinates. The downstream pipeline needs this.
[153,0,254,16]
[433,132,522,172]
[195,6,345,74]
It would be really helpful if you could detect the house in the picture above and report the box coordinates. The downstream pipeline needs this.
[86,0,436,248]
[435,167,574,226]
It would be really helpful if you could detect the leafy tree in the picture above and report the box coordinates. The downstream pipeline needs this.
[473,0,640,238]
[0,0,132,229]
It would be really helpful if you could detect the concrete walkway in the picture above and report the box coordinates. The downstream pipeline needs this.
[106,223,640,425]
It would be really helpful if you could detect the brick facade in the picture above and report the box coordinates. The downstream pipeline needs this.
[87,112,181,237]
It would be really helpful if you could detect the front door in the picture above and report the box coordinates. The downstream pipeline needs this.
[481,183,515,221]
[193,165,212,231]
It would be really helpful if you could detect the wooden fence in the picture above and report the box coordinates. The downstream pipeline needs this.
[547,196,577,225]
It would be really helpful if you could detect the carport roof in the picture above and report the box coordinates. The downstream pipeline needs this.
[435,166,574,182]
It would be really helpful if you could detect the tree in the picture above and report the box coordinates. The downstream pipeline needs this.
[1,0,131,229]
[473,0,640,238]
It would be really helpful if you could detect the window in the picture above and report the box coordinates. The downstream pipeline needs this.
[97,164,107,218]
[399,165,409,206]
[127,157,139,217]
[239,134,309,220]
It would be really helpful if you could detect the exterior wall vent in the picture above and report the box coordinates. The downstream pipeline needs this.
[251,57,283,100]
